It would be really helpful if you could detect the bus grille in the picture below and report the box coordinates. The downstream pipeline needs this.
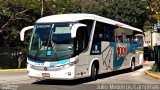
[31,65,62,71]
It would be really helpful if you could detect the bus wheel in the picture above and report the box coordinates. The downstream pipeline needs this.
[130,60,135,72]
[90,64,97,81]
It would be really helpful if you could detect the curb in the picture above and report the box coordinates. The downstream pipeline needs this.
[0,68,27,72]
[144,70,160,80]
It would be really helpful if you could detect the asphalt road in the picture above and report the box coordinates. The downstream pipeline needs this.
[0,61,160,90]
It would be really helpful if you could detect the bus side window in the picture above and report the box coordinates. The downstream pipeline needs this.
[79,20,94,40]
[126,35,132,43]
[90,21,103,54]
[93,22,103,42]
[103,24,115,42]
[117,36,123,43]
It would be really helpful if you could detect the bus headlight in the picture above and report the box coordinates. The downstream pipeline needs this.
[27,62,34,68]
[69,59,79,66]
[58,59,79,69]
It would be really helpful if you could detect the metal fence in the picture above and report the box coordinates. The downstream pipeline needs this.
[154,46,160,71]
[144,47,152,61]
[0,47,27,69]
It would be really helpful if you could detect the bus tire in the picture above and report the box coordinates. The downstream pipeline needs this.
[90,64,97,81]
[130,60,135,72]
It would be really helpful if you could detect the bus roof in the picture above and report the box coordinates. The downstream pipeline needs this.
[36,13,142,32]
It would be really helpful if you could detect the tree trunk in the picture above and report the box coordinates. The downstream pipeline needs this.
[41,0,44,17]
[18,55,23,68]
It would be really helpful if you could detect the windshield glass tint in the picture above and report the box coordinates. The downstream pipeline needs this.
[29,23,73,60]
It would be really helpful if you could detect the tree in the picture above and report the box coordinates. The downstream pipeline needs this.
[143,0,160,31]
[150,0,160,23]
[0,0,41,47]
[0,0,154,47]
[68,0,151,30]
[102,0,151,30]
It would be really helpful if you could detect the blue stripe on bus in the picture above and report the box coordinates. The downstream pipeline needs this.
[27,58,44,63]
[27,58,69,65]
[56,59,69,64]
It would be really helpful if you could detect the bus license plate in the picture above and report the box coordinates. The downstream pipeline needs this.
[42,73,50,78]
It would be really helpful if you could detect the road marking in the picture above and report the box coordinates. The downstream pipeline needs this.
[0,68,27,72]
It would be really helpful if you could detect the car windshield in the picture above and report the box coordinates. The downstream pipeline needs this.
[29,23,73,60]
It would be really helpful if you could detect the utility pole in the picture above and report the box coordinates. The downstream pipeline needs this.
[151,30,153,61]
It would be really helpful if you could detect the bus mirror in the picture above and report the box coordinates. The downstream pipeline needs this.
[71,23,87,38]
[20,26,34,41]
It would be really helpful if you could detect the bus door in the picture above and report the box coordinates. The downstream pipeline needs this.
[74,27,88,76]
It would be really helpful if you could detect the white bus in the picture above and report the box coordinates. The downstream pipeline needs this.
[20,14,143,80]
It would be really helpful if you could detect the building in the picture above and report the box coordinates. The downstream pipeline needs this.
[144,31,160,48]
[144,30,160,60]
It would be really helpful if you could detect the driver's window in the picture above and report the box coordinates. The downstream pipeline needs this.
[74,27,88,54]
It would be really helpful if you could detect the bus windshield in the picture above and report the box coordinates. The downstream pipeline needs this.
[29,23,73,60]
[133,34,144,44]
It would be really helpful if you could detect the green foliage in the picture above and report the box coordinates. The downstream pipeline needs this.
[152,63,159,72]
[102,0,151,29]
[150,0,160,22]
[0,0,40,47]
[67,0,151,30]
[143,21,153,31]
[143,0,160,31]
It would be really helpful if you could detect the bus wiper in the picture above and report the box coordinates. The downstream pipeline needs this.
[50,33,58,60]
[46,25,58,60]
[51,40,58,59]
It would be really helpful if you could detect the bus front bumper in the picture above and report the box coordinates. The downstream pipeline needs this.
[27,65,75,80]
